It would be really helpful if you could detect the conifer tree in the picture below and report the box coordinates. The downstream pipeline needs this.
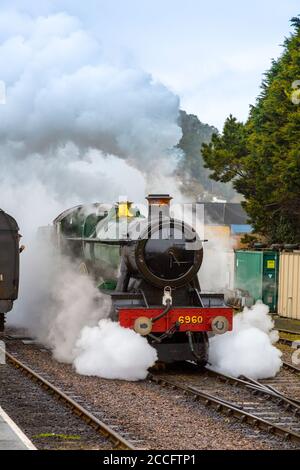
[202,16,300,243]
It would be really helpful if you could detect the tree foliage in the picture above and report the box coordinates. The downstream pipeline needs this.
[202,17,300,243]
[177,110,236,200]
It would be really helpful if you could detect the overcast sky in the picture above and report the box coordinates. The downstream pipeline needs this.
[1,1,299,129]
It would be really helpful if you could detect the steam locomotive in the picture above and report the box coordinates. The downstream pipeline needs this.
[53,195,233,365]
[0,209,21,332]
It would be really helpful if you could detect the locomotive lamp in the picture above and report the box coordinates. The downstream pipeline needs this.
[117,200,134,218]
[211,316,229,334]
[133,316,153,336]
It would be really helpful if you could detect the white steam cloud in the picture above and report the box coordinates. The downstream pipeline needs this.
[20,237,157,380]
[209,303,282,380]
[0,7,183,311]
[4,7,272,383]
[74,319,157,381]
[0,8,185,247]
[0,10,182,203]
[0,7,179,379]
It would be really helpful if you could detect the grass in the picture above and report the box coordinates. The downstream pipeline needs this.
[33,433,81,440]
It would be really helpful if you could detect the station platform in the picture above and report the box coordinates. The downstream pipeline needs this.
[0,406,36,450]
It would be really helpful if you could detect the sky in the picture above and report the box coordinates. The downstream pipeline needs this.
[1,0,298,130]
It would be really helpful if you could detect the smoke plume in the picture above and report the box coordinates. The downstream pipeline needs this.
[19,235,157,380]
[0,7,183,318]
[0,9,182,204]
[209,303,282,379]
[74,319,157,381]
[0,7,184,267]
[0,7,181,379]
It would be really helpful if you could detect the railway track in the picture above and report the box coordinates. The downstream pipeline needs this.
[281,360,300,375]
[3,331,300,449]
[278,328,300,348]
[279,337,298,347]
[243,363,300,407]
[148,363,300,447]
[276,331,300,374]
[0,346,136,450]
[277,328,300,336]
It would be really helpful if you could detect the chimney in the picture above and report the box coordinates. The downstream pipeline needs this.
[146,194,172,220]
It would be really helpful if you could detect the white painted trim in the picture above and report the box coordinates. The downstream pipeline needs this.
[0,406,36,450]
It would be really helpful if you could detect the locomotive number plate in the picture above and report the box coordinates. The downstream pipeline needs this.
[178,315,203,324]
[119,307,233,332]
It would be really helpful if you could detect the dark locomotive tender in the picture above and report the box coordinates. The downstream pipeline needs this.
[0,209,21,332]
[53,194,233,366]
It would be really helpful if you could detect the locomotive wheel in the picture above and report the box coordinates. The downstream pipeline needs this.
[0,313,5,332]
